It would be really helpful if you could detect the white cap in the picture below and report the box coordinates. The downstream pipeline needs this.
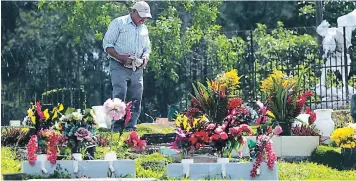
[133,1,152,18]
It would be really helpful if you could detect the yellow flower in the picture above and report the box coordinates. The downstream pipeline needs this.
[260,70,294,93]
[43,109,50,120]
[215,69,241,93]
[330,127,355,147]
[267,111,275,119]
[27,109,36,124]
[58,104,64,111]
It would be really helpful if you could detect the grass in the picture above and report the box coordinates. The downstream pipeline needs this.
[278,161,356,180]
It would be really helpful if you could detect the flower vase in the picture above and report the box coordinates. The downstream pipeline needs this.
[314,109,335,137]
[217,158,229,178]
[72,153,82,174]
[92,105,112,129]
[104,151,118,175]
[181,158,194,177]
[294,114,310,127]
[342,148,356,169]
[37,154,48,174]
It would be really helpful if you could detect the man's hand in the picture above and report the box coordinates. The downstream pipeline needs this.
[139,57,148,69]
[118,55,133,66]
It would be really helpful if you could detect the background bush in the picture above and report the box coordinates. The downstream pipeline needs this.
[310,145,342,169]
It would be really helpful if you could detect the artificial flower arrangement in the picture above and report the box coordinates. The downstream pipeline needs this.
[330,123,356,149]
[124,131,147,152]
[103,98,146,156]
[25,102,64,130]
[171,69,254,159]
[27,129,60,165]
[57,108,97,155]
[260,70,316,135]
[248,101,281,177]
[170,114,209,158]
[26,102,64,165]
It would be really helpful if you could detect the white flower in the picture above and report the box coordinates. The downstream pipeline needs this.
[72,112,84,121]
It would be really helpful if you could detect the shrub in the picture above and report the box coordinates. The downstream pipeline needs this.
[1,127,31,147]
[278,161,356,180]
[1,147,21,174]
[332,110,353,129]
[291,125,320,136]
[136,152,172,179]
[310,145,342,169]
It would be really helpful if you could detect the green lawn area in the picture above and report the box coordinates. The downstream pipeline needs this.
[2,124,356,180]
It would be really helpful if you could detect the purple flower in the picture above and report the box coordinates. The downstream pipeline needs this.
[74,128,94,142]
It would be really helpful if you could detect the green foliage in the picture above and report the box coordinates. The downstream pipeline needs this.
[332,110,354,129]
[1,147,22,174]
[310,145,342,169]
[278,161,356,180]
[1,127,30,147]
[136,152,172,179]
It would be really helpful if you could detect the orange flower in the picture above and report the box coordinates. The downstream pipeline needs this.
[228,98,243,110]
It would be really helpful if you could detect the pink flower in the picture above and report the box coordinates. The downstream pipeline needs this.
[240,124,252,134]
[27,135,38,165]
[237,150,243,158]
[256,100,264,109]
[206,123,216,130]
[211,134,220,140]
[274,125,283,135]
[229,127,242,137]
[256,117,261,125]
[220,132,228,140]
[36,102,45,120]
[104,98,127,120]
[215,126,223,134]
[124,101,135,126]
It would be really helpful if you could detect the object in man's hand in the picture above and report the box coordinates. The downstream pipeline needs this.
[124,56,144,71]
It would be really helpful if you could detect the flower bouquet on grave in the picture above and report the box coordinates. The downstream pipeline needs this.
[26,129,60,173]
[260,70,316,135]
[59,109,97,161]
[170,113,209,177]
[102,98,134,160]
[248,101,281,178]
[170,113,209,159]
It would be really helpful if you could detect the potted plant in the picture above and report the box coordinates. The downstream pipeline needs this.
[330,123,356,169]
[260,70,316,136]
[170,114,209,177]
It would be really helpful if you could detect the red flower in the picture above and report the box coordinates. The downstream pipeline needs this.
[125,101,135,127]
[125,131,146,152]
[185,108,200,118]
[228,98,243,110]
[191,98,200,108]
[27,135,38,165]
[36,102,45,120]
[220,132,228,140]
[189,130,209,149]
[211,134,220,140]
[305,107,316,125]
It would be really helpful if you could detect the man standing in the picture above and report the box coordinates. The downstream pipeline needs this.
[103,1,151,132]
